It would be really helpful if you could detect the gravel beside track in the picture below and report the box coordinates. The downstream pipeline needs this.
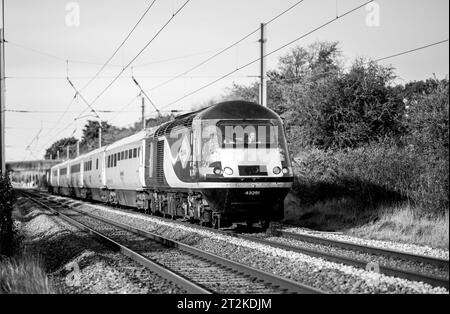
[282,226,449,260]
[41,194,448,294]
[14,194,186,294]
[251,234,449,282]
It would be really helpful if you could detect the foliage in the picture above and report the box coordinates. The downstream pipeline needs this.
[44,137,78,160]
[0,173,15,257]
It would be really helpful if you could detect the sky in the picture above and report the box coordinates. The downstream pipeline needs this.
[2,0,449,161]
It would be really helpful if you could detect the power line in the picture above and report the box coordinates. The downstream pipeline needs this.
[146,0,307,93]
[374,39,449,63]
[6,40,123,67]
[270,38,450,84]
[5,74,257,80]
[64,0,191,140]
[85,0,191,112]
[131,76,160,114]
[4,109,142,113]
[160,0,374,111]
[79,0,158,92]
[133,45,253,67]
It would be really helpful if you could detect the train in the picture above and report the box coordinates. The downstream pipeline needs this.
[48,100,294,229]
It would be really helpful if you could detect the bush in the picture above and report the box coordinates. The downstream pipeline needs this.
[292,140,448,215]
[0,173,15,257]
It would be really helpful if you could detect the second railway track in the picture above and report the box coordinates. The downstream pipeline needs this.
[20,190,324,294]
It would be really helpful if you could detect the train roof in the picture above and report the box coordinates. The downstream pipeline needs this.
[153,101,280,137]
[196,101,280,120]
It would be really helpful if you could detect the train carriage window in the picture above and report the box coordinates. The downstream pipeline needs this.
[125,150,128,159]
[133,148,137,158]
[121,151,124,160]
[107,155,110,168]
[96,158,99,169]
[138,147,140,157]
[114,154,117,167]
[129,149,132,158]
[70,164,80,173]
[118,153,121,161]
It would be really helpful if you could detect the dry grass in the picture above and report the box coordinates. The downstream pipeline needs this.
[284,194,449,249]
[348,204,449,250]
[0,254,55,294]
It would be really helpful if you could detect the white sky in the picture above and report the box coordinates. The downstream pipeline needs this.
[2,0,449,161]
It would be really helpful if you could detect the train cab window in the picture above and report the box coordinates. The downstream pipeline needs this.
[133,148,137,158]
[121,151,124,160]
[217,122,278,149]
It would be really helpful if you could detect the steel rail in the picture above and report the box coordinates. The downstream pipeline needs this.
[23,190,325,294]
[280,231,449,270]
[235,234,449,290]
[20,191,211,294]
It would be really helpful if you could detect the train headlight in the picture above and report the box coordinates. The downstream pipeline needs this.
[223,167,233,175]
[273,166,281,175]
[282,167,289,174]
[213,167,223,175]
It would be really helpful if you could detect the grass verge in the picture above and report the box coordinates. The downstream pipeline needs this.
[0,254,55,294]
[284,194,449,249]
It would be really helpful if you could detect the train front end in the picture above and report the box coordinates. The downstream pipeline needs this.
[193,101,294,225]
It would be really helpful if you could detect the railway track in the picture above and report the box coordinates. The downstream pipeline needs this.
[19,190,325,294]
[279,230,449,270]
[26,189,449,290]
[235,232,449,290]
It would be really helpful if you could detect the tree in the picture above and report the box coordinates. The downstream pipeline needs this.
[0,173,15,257]
[79,120,114,153]
[44,137,78,159]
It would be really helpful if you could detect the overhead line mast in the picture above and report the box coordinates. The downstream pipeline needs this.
[0,0,5,174]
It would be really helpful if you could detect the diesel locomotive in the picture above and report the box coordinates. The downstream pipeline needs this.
[48,101,294,228]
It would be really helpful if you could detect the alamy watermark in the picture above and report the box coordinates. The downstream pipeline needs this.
[65,2,80,27]
[65,261,81,287]
[365,2,380,27]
